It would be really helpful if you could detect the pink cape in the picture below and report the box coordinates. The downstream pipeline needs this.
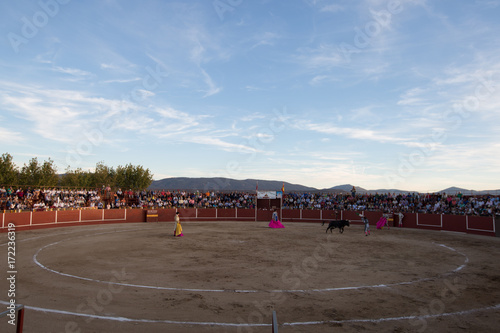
[269,220,285,228]
[376,217,387,229]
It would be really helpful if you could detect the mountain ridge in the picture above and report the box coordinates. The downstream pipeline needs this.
[148,177,500,195]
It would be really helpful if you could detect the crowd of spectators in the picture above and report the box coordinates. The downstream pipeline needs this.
[1,186,499,217]
[0,187,256,211]
[282,192,500,216]
[136,190,255,209]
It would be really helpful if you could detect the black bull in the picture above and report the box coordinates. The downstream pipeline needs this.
[322,219,350,233]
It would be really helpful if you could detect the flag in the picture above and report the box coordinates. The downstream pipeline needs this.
[281,182,285,193]
[256,181,258,193]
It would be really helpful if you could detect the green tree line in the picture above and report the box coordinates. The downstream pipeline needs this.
[0,153,154,190]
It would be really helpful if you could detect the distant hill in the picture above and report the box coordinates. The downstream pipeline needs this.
[148,177,317,192]
[438,187,500,195]
[439,187,470,195]
[148,177,500,195]
[322,184,366,194]
[321,185,415,195]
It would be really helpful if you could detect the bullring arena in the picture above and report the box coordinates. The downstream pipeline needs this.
[1,208,500,332]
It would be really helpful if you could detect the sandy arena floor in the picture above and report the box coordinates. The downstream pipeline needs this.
[1,221,500,332]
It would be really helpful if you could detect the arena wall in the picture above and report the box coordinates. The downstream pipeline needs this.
[442,215,466,233]
[0,208,496,237]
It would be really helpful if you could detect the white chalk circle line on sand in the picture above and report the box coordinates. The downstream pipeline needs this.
[32,229,469,293]
[0,300,498,327]
[9,227,492,328]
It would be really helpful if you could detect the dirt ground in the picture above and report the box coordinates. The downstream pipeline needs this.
[1,221,500,333]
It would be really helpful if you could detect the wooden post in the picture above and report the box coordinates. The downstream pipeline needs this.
[272,310,278,333]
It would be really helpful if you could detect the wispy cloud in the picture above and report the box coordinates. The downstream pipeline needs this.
[251,32,280,49]
[0,81,133,144]
[200,68,222,97]
[136,89,155,99]
[309,74,339,85]
[295,44,345,69]
[1,0,498,190]
[186,136,259,154]
[100,63,121,70]
[475,0,500,8]
[348,106,379,122]
[239,113,266,122]
[52,66,92,77]
[397,87,429,106]
[0,127,24,142]
[155,107,191,120]
[100,77,142,84]
[245,85,263,91]
[320,4,345,13]
[417,142,500,180]
[297,120,429,148]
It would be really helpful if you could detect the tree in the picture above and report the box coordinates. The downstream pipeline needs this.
[19,157,58,186]
[1,153,154,190]
[92,161,115,188]
[19,158,41,186]
[0,153,19,185]
[115,164,154,190]
[40,159,59,186]
[60,167,94,188]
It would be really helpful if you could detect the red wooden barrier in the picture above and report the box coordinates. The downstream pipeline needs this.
[401,213,417,229]
[364,211,383,226]
[0,208,496,237]
[32,211,56,225]
[81,209,102,222]
[236,208,255,219]
[104,209,127,220]
[217,208,236,219]
[442,215,467,233]
[127,209,147,223]
[57,210,80,223]
[321,210,340,221]
[300,209,321,222]
[257,209,273,222]
[416,213,442,229]
[196,208,217,219]
[177,208,197,220]
[341,210,363,223]
[467,215,495,235]
[158,208,177,222]
[282,209,300,222]
[4,212,31,227]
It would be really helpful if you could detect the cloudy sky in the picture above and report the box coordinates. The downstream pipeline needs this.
[1,0,499,192]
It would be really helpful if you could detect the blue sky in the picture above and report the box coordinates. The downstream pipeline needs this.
[1,0,499,192]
